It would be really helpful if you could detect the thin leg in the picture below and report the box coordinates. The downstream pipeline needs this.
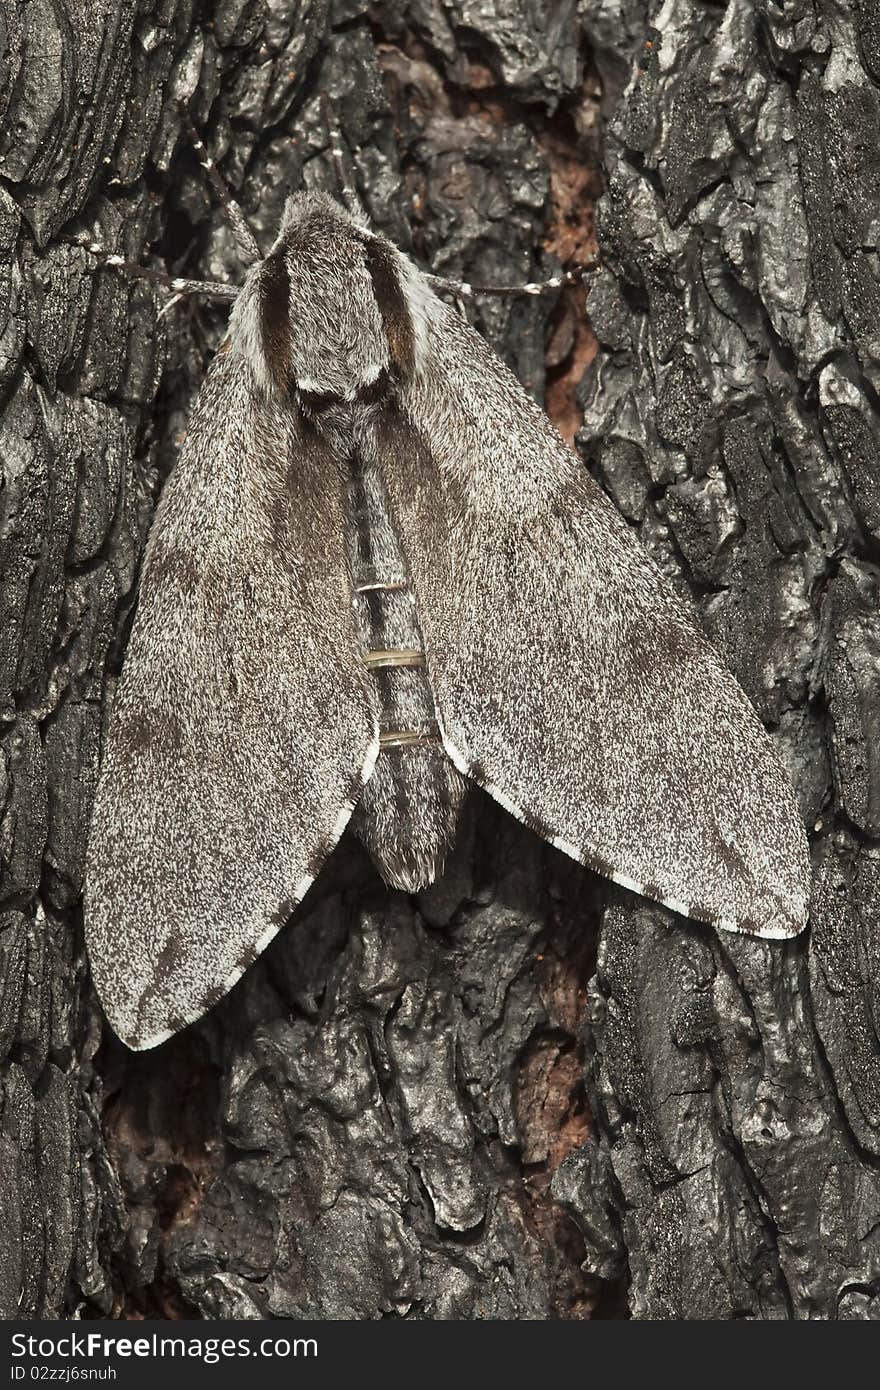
[63,237,239,303]
[426,264,595,300]
[177,101,261,263]
[318,91,367,219]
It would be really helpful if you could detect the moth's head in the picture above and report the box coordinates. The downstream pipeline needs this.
[228,192,435,404]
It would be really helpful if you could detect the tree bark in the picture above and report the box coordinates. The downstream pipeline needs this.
[554,0,880,1320]
[1,0,877,1322]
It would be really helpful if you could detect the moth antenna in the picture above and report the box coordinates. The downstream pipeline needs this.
[177,102,261,263]
[426,264,594,300]
[318,90,367,219]
[61,237,239,304]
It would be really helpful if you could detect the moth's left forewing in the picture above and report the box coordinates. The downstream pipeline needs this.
[377,282,810,939]
[85,349,379,1049]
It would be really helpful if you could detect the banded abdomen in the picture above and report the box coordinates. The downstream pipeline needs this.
[343,410,468,890]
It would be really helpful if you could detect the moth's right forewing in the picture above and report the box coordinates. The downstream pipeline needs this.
[85,352,378,1049]
[379,299,810,940]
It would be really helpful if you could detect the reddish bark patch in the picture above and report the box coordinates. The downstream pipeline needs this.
[100,1030,222,1317]
[540,105,602,447]
[513,850,602,1318]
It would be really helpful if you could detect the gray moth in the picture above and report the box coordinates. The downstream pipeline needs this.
[84,191,811,1051]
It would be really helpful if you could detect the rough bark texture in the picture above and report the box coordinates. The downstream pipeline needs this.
[0,0,878,1322]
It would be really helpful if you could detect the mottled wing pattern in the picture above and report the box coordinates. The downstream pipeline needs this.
[378,300,810,937]
[86,351,378,1048]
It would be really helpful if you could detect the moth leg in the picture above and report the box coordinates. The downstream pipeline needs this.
[177,102,261,264]
[62,239,238,304]
[318,91,367,220]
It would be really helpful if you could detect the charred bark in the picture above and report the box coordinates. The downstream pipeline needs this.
[0,0,877,1322]
[555,0,880,1321]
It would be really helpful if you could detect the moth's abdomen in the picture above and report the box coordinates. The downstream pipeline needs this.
[354,744,467,891]
[345,429,467,890]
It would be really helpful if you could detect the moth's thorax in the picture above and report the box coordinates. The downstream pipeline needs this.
[228,191,436,402]
[286,239,389,398]
[296,393,389,461]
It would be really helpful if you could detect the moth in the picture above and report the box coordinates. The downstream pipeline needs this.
[85,186,811,1051]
